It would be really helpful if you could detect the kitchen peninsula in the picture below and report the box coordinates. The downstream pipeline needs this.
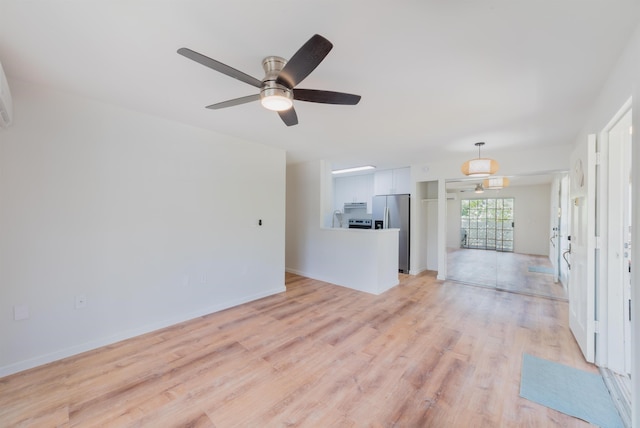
[315,226,399,294]
[285,161,405,296]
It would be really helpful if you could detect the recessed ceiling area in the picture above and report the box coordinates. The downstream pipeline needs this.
[1,1,638,170]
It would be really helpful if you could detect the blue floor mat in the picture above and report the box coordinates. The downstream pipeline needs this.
[520,354,623,428]
[528,265,554,274]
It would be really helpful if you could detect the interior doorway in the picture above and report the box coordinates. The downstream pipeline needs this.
[445,175,568,300]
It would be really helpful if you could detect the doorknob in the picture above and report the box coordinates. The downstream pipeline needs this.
[562,245,571,270]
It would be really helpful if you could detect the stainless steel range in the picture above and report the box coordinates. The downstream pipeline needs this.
[348,218,372,229]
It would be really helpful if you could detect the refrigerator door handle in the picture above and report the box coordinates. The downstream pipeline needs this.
[384,206,389,229]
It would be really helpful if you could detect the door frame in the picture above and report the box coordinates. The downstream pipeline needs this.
[558,174,571,288]
[568,134,597,363]
[550,173,570,286]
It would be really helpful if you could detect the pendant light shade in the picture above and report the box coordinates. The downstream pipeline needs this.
[483,176,510,189]
[461,142,499,177]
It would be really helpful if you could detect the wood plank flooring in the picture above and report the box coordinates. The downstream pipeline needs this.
[447,248,567,300]
[0,272,597,427]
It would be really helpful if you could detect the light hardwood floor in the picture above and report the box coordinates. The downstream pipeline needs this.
[1,272,597,427]
[447,248,567,300]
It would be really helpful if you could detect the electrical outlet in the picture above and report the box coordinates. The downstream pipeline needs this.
[75,294,87,309]
[13,304,29,321]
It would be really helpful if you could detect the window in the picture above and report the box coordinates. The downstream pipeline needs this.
[460,198,514,252]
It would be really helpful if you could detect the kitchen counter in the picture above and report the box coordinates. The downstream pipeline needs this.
[311,227,399,294]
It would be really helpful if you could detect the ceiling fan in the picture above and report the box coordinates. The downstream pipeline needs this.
[177,34,361,126]
[456,183,485,193]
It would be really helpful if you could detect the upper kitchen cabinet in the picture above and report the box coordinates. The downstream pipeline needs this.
[374,167,411,195]
[334,173,374,212]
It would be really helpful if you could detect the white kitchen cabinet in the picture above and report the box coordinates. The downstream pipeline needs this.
[374,167,411,195]
[373,170,393,195]
[334,174,374,212]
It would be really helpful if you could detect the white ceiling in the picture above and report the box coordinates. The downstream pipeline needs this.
[1,1,638,171]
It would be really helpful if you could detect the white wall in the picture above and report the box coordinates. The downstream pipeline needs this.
[0,80,286,376]
[412,181,438,274]
[510,184,551,256]
[446,196,461,248]
[414,181,430,273]
[286,160,324,273]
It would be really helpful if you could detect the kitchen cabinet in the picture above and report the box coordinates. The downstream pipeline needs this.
[374,167,411,195]
[334,174,374,212]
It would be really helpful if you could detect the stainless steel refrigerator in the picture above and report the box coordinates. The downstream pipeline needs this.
[372,194,410,273]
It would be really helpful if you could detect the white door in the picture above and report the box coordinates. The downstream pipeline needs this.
[606,108,633,374]
[619,111,632,376]
[623,136,632,375]
[568,134,597,363]
[623,173,633,375]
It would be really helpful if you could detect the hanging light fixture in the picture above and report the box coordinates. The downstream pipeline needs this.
[461,142,499,177]
[483,176,510,189]
[474,183,484,194]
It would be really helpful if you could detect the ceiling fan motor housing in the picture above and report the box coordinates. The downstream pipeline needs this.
[260,56,292,110]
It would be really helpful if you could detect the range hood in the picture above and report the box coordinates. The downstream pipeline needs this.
[344,202,367,210]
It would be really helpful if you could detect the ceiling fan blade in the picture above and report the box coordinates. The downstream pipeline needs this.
[276,34,333,89]
[278,108,298,126]
[294,89,361,105]
[206,94,260,110]
[177,48,263,88]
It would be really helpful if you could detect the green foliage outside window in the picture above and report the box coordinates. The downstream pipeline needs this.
[460,197,514,251]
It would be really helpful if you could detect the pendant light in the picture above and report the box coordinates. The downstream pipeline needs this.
[474,183,484,194]
[483,176,510,189]
[461,142,499,177]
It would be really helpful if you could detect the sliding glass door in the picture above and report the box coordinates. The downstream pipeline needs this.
[460,198,514,252]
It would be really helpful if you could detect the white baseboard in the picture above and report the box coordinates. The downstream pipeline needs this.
[285,267,307,276]
[0,285,286,378]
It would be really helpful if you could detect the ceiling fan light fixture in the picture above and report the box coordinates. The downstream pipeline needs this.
[261,94,293,111]
[461,142,499,177]
[260,87,293,111]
